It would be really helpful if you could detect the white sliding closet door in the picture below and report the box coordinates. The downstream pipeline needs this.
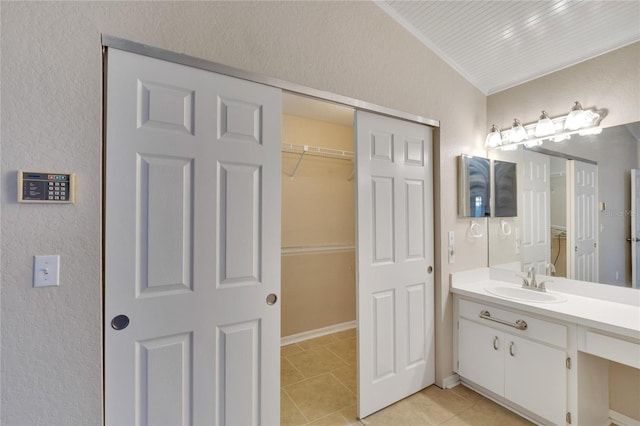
[104,49,281,425]
[355,110,434,418]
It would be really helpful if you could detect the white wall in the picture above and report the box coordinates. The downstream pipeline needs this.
[0,2,486,423]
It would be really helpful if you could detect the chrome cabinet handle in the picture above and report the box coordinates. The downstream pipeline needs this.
[493,336,499,351]
[509,341,516,357]
[479,310,528,331]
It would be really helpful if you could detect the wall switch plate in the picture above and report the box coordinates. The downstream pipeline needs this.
[448,231,455,264]
[34,255,60,287]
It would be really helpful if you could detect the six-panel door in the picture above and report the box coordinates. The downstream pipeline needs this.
[105,49,281,425]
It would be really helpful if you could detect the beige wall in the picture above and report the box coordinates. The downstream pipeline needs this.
[488,42,640,422]
[1,2,486,423]
[281,114,355,336]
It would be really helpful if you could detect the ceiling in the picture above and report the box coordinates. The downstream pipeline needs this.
[377,1,640,95]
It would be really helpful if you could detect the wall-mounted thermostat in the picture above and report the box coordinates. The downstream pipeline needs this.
[18,171,76,203]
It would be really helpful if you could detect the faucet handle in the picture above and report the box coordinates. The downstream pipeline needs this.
[517,275,530,288]
[537,280,552,292]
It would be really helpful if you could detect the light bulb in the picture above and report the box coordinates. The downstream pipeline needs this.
[484,124,503,148]
[509,118,528,143]
[564,101,586,130]
[535,111,555,137]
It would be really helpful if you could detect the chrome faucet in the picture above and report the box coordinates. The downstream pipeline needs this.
[518,266,549,292]
[527,266,537,288]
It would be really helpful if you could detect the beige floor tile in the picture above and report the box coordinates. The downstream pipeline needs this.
[362,396,434,425]
[331,365,356,393]
[448,384,485,404]
[287,346,349,378]
[281,389,309,426]
[282,357,306,387]
[282,343,304,357]
[339,405,359,424]
[298,334,341,350]
[308,412,351,425]
[449,398,534,426]
[332,328,357,341]
[285,373,356,422]
[419,385,475,414]
[326,338,357,365]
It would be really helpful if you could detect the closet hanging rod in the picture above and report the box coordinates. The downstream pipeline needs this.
[281,143,354,160]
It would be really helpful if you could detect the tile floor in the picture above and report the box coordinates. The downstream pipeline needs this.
[281,329,533,426]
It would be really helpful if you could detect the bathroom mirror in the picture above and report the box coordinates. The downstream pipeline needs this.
[493,160,517,217]
[488,121,640,289]
[458,154,490,217]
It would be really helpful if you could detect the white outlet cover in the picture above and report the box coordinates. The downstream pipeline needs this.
[34,255,60,287]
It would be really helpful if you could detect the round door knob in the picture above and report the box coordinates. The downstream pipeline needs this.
[427,266,433,274]
[266,293,278,305]
[111,315,130,330]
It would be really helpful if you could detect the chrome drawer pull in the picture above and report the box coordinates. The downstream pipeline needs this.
[479,309,528,331]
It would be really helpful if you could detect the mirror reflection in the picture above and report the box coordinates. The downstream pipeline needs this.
[488,121,640,289]
[458,155,491,218]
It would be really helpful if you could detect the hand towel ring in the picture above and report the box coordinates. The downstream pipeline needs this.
[469,220,484,238]
[500,220,512,236]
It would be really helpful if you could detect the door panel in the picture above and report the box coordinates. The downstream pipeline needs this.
[458,319,504,396]
[568,160,598,282]
[521,151,550,273]
[105,48,281,425]
[356,111,434,418]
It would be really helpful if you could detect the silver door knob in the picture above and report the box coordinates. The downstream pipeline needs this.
[266,293,278,305]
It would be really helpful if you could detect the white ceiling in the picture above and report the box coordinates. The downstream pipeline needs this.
[377,1,640,95]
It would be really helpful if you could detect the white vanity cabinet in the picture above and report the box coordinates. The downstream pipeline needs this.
[456,298,569,425]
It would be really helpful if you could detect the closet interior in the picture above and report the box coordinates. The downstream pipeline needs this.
[281,93,356,340]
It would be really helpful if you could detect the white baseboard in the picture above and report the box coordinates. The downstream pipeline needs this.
[441,374,460,389]
[281,321,356,346]
[610,410,640,426]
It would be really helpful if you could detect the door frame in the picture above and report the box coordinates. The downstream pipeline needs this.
[101,35,440,419]
[102,35,438,129]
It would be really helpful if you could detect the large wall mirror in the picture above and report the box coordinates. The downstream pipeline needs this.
[488,121,640,289]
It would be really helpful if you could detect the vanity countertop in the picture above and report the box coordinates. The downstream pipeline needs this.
[451,268,640,341]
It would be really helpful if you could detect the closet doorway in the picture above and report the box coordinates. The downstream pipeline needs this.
[280,93,359,424]
[281,93,357,424]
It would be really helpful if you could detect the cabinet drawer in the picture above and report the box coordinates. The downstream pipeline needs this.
[459,298,567,348]
[583,331,640,369]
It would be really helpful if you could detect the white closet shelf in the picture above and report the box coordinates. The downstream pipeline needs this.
[281,143,354,159]
[281,143,354,178]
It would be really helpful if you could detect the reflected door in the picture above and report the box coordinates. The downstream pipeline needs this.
[105,49,281,425]
[632,169,640,288]
[568,160,598,282]
[355,111,435,418]
[521,151,550,273]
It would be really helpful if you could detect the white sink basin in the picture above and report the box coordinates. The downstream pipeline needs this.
[485,285,567,303]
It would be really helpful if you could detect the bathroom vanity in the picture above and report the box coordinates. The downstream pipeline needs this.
[451,268,640,426]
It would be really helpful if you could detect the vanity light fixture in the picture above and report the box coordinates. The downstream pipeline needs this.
[486,101,603,150]
[484,124,503,148]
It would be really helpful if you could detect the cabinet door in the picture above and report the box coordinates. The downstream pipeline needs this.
[458,318,504,396]
[505,335,567,425]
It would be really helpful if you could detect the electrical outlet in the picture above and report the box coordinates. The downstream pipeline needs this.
[34,255,60,287]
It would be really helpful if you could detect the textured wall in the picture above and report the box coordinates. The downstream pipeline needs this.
[1,2,486,423]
